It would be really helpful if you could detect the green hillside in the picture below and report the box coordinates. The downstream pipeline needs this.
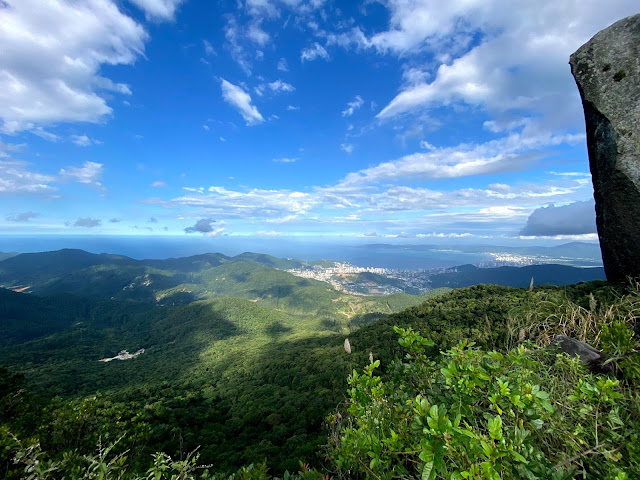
[2,279,638,479]
[0,249,449,475]
[1,250,637,479]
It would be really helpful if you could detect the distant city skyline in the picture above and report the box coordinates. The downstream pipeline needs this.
[2,1,637,241]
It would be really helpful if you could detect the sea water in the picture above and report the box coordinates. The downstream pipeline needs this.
[0,235,492,269]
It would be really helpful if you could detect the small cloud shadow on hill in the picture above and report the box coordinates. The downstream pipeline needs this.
[265,321,293,338]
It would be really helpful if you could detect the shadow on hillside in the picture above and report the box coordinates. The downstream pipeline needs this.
[264,321,292,339]
[156,291,197,306]
[0,300,245,397]
[193,326,400,473]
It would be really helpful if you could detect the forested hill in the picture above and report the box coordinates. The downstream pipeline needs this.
[0,248,636,478]
[0,249,606,301]
[2,279,638,479]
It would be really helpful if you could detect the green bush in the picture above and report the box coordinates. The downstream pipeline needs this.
[327,327,639,479]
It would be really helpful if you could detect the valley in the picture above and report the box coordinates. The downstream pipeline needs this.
[0,247,619,477]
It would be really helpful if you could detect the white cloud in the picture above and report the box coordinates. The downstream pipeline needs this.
[301,42,329,62]
[268,80,295,93]
[71,134,102,146]
[203,39,216,56]
[256,230,283,236]
[419,140,436,151]
[32,128,61,142]
[0,0,147,133]
[245,0,327,19]
[220,79,264,126]
[0,160,56,194]
[151,181,167,188]
[402,67,430,86]
[286,105,300,111]
[219,136,227,142]
[277,58,289,71]
[143,170,592,238]
[266,214,298,224]
[372,0,639,134]
[340,143,354,154]
[149,185,316,219]
[415,232,475,238]
[273,157,297,163]
[520,233,599,241]
[245,0,280,18]
[224,18,252,75]
[59,161,103,187]
[341,95,364,117]
[247,23,270,46]
[339,131,584,185]
[128,0,184,21]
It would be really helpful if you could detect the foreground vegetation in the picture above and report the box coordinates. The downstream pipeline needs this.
[1,279,639,478]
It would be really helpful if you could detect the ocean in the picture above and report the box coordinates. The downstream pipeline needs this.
[0,235,493,270]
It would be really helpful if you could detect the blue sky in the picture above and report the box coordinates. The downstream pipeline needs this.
[1,0,637,243]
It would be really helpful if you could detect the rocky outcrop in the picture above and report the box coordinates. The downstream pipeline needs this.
[570,15,640,284]
[551,335,615,375]
[552,335,602,364]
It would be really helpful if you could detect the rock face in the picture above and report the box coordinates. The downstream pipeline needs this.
[551,335,615,374]
[552,335,602,364]
[570,15,640,283]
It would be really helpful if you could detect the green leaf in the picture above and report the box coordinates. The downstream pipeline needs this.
[488,415,503,441]
[422,461,436,480]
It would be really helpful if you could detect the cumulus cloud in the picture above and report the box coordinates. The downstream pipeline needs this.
[268,80,295,93]
[220,79,264,126]
[59,161,103,187]
[0,0,146,133]
[342,95,364,117]
[247,22,270,46]
[6,211,38,222]
[184,218,225,236]
[371,0,639,133]
[74,217,101,228]
[128,0,184,21]
[0,160,56,194]
[520,200,596,237]
[301,42,329,62]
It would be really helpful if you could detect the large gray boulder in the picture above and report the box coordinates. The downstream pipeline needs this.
[570,15,640,284]
[551,335,614,374]
[552,335,602,364]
